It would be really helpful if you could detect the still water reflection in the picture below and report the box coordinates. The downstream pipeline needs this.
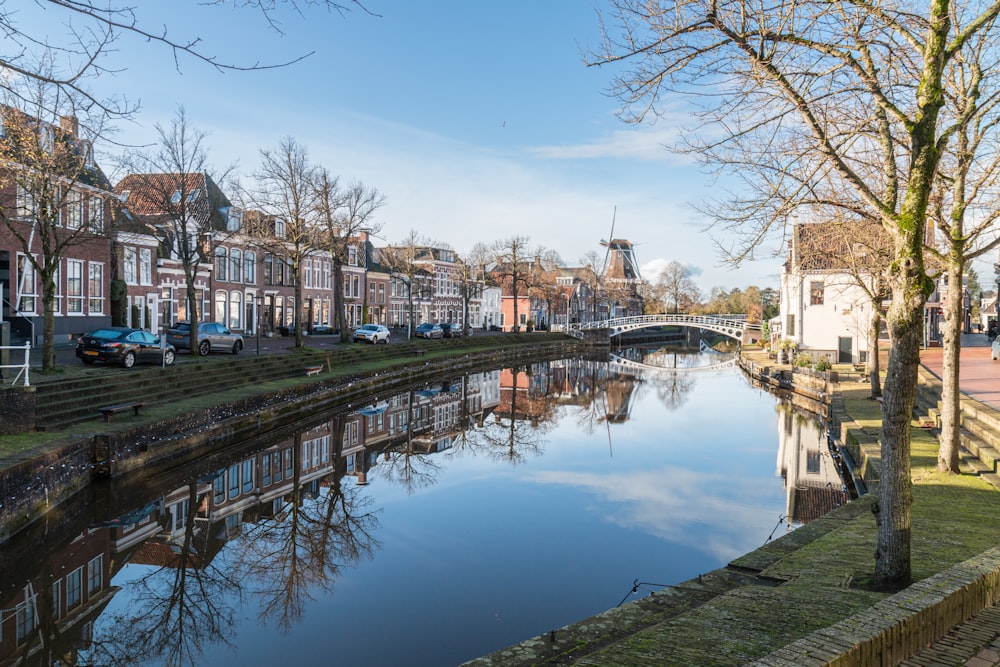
[0,348,850,666]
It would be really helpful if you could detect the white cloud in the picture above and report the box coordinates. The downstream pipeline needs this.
[524,466,779,562]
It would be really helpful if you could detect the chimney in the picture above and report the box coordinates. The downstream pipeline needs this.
[60,115,79,138]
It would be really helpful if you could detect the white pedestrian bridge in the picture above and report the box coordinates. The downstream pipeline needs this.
[561,314,761,341]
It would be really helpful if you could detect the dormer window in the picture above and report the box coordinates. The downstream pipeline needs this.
[170,190,182,204]
[274,219,285,238]
[187,191,199,203]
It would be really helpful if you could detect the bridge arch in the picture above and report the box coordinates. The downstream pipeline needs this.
[563,314,761,342]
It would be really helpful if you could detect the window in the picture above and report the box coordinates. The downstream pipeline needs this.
[230,249,242,283]
[304,258,313,288]
[242,459,254,493]
[370,283,376,303]
[215,247,228,281]
[263,254,273,285]
[229,291,242,329]
[170,190,182,204]
[810,281,825,306]
[123,247,137,284]
[88,263,104,313]
[66,567,83,609]
[139,248,152,285]
[88,196,104,233]
[65,190,83,229]
[88,555,103,594]
[16,254,37,313]
[244,251,256,284]
[274,219,285,238]
[15,185,35,218]
[348,246,358,266]
[16,600,36,643]
[228,464,240,499]
[52,579,62,619]
[352,275,360,298]
[214,474,225,504]
[378,283,385,304]
[262,453,272,487]
[215,291,227,325]
[786,313,796,337]
[67,259,83,313]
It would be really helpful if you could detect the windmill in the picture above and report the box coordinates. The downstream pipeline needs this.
[599,207,642,282]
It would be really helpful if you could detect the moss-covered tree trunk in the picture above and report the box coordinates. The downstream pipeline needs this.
[939,258,964,472]
[868,304,883,398]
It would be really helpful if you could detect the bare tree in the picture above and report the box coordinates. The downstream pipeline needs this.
[312,174,385,342]
[657,260,701,314]
[3,2,372,122]
[0,77,115,371]
[794,219,894,398]
[379,230,435,338]
[579,250,607,321]
[491,236,534,332]
[118,107,234,356]
[591,0,1000,590]
[925,33,1000,473]
[248,137,317,348]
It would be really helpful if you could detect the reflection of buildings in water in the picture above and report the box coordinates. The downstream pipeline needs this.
[0,525,116,665]
[775,404,852,524]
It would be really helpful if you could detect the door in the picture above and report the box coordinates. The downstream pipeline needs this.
[838,336,853,363]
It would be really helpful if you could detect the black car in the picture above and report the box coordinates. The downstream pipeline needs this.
[76,327,176,368]
[440,323,464,338]
[414,322,443,339]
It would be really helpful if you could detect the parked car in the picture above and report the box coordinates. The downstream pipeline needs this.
[168,321,244,355]
[414,322,443,339]
[76,327,176,368]
[311,324,338,335]
[440,323,464,338]
[353,323,391,344]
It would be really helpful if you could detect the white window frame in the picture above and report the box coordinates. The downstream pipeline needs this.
[67,259,84,314]
[139,248,152,285]
[88,262,104,314]
[123,247,137,285]
[16,253,37,314]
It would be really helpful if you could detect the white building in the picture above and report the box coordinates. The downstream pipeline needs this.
[777,222,879,364]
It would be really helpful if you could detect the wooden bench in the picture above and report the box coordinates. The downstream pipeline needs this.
[414,349,426,357]
[853,363,866,372]
[305,365,323,376]
[98,401,144,422]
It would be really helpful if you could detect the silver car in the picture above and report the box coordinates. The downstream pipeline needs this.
[168,321,244,355]
[353,323,391,344]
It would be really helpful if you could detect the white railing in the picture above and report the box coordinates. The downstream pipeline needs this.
[564,314,761,339]
[0,342,31,386]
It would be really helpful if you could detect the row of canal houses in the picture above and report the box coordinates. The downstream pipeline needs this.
[1,113,643,348]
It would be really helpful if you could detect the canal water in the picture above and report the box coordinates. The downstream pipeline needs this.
[0,347,850,666]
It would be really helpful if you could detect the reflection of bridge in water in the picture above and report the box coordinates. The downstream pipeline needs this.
[608,353,738,377]
[563,314,761,341]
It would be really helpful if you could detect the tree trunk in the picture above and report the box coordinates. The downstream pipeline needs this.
[868,306,882,398]
[938,260,963,472]
[186,278,201,356]
[333,260,349,343]
[42,273,56,372]
[293,259,303,348]
[874,251,924,591]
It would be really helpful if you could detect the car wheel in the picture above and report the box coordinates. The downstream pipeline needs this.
[81,358,95,365]
[163,349,176,366]
[232,340,243,355]
[382,336,389,344]
[122,351,136,368]
[199,340,211,356]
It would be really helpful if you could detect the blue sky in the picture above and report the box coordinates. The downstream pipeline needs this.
[30,1,782,290]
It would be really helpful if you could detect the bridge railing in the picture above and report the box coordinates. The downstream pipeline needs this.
[565,314,761,334]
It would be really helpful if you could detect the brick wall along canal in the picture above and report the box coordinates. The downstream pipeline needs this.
[0,348,850,666]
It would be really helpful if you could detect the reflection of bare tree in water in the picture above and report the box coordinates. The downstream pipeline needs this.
[655,372,696,411]
[233,421,380,633]
[93,484,243,666]
[476,366,548,465]
[375,389,442,494]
